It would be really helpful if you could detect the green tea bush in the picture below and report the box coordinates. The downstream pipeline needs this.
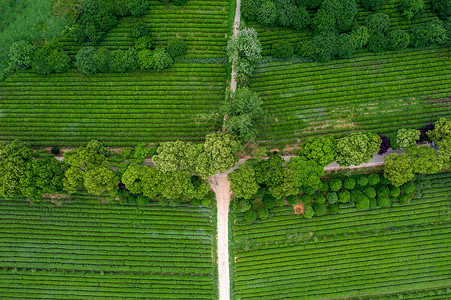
[363,0,386,10]
[167,38,187,58]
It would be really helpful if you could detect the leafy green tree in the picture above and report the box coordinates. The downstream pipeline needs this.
[383,153,415,186]
[152,141,191,172]
[304,205,314,218]
[292,6,311,30]
[9,41,36,69]
[226,27,262,64]
[368,173,380,185]
[254,154,284,187]
[343,177,356,189]
[242,0,263,21]
[338,190,351,203]
[432,0,451,19]
[129,21,150,41]
[313,203,327,216]
[152,47,173,71]
[141,166,164,198]
[167,38,187,58]
[0,140,33,199]
[428,118,451,142]
[126,0,150,16]
[365,13,390,33]
[224,87,264,142]
[397,128,420,149]
[411,19,447,47]
[137,49,154,69]
[20,157,64,201]
[352,26,370,49]
[399,0,424,20]
[312,9,336,33]
[271,41,294,58]
[202,132,241,176]
[311,31,338,62]
[386,29,411,50]
[244,209,258,222]
[301,136,337,166]
[258,207,270,219]
[329,179,342,192]
[357,176,369,186]
[363,186,376,198]
[407,145,445,174]
[93,47,111,72]
[275,0,298,27]
[258,0,277,26]
[159,170,192,200]
[135,36,154,51]
[121,165,145,194]
[84,166,119,196]
[377,195,390,207]
[355,196,370,209]
[287,157,324,190]
[390,186,401,197]
[368,32,388,52]
[336,132,381,167]
[228,164,260,199]
[326,192,338,204]
[109,49,137,73]
[336,33,357,58]
[32,40,71,75]
[268,167,298,199]
[76,47,98,75]
[363,0,386,10]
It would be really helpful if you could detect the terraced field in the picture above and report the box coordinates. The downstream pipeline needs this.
[0,63,225,146]
[0,193,217,299]
[60,0,232,58]
[251,47,451,145]
[232,172,451,299]
[248,0,438,55]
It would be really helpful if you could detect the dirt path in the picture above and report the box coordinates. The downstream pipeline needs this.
[229,0,241,93]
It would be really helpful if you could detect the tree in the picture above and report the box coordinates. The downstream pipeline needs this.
[304,205,314,218]
[32,40,71,75]
[271,41,294,58]
[254,154,284,187]
[329,179,342,192]
[94,47,111,72]
[141,166,163,198]
[242,0,264,21]
[137,49,154,69]
[275,0,298,27]
[432,0,451,19]
[313,203,327,216]
[226,27,262,64]
[84,166,119,196]
[135,36,154,51]
[311,31,338,62]
[383,153,415,186]
[407,145,445,174]
[258,0,277,26]
[126,0,150,16]
[411,19,447,47]
[9,41,36,69]
[159,170,192,199]
[326,192,338,204]
[343,178,356,189]
[0,140,33,199]
[363,186,376,198]
[363,0,386,10]
[20,156,64,201]
[228,164,260,199]
[399,0,424,20]
[336,33,357,59]
[368,32,388,52]
[152,141,192,172]
[365,13,390,33]
[76,47,98,75]
[336,132,381,167]
[224,87,264,142]
[428,118,451,142]
[244,209,258,222]
[386,29,411,50]
[338,190,351,203]
[287,157,324,190]
[397,128,420,149]
[258,207,270,219]
[268,166,298,199]
[352,26,370,49]
[301,136,337,166]
[129,21,150,41]
[202,132,241,176]
[292,6,311,30]
[152,47,173,71]
[368,173,380,185]
[167,38,187,58]
[109,49,138,73]
[121,165,145,194]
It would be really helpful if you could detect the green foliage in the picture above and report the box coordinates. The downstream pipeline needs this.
[301,136,337,166]
[369,197,377,208]
[377,195,390,207]
[311,31,337,62]
[84,166,119,196]
[129,21,150,41]
[386,29,411,50]
[432,0,451,19]
[363,186,376,198]
[258,1,277,26]
[428,118,451,142]
[407,145,445,174]
[255,154,284,187]
[135,36,155,51]
[377,185,390,197]
[313,0,357,33]
[313,203,327,216]
[263,194,276,209]
[153,141,192,172]
[357,176,369,186]
[320,181,329,192]
[229,164,260,199]
[329,179,342,192]
[122,165,145,194]
[365,13,390,33]
[368,32,388,52]
[355,196,370,209]
[227,27,262,64]
[137,49,154,69]
[271,41,294,58]
[387,131,400,150]
[401,182,416,194]
[351,26,370,49]
[343,178,356,189]
[286,194,299,205]
[242,0,263,21]
[363,0,386,10]
[126,0,150,16]
[202,132,241,176]
[76,47,98,75]
[368,174,380,186]
[390,186,401,197]
[304,205,314,218]
[20,157,63,201]
[224,87,264,142]
[383,153,415,186]
[9,41,36,70]
[152,47,173,71]
[336,33,357,58]
[301,194,312,204]
[336,132,381,167]
[109,49,138,73]
[51,147,60,155]
[258,207,270,220]
[397,128,420,149]
[411,19,448,47]
[315,194,326,204]
[93,47,111,72]
[338,190,350,203]
[287,157,324,190]
[327,203,339,214]
[167,38,187,58]
[244,209,258,223]
[326,192,338,204]
[399,0,424,20]
[32,40,71,75]
[292,6,311,30]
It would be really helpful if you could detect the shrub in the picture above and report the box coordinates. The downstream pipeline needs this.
[368,32,388,52]
[378,135,391,155]
[386,29,411,50]
[136,195,148,206]
[355,196,370,209]
[387,131,399,150]
[328,204,339,214]
[313,203,327,216]
[401,182,416,194]
[357,176,369,186]
[126,0,150,16]
[236,72,250,87]
[244,209,258,222]
[428,118,451,142]
[292,6,311,30]
[369,198,377,208]
[9,41,36,69]
[338,190,351,203]
[167,38,187,58]
[271,41,294,58]
[51,147,60,155]
[311,31,337,62]
[411,19,447,47]
[364,186,376,198]
[93,47,111,72]
[130,21,150,41]
[286,194,299,205]
[304,186,317,196]
[263,195,276,209]
[137,50,154,69]
[190,198,201,206]
[76,47,98,75]
[320,181,329,192]
[258,0,277,26]
[242,0,263,21]
[258,207,270,220]
[152,48,173,71]
[365,13,390,33]
[399,193,413,204]
[351,190,364,202]
[399,0,424,20]
[201,197,211,206]
[336,33,357,59]
[110,49,137,73]
[363,0,386,10]
[304,205,314,218]
[329,179,342,192]
[397,128,420,149]
[352,26,370,49]
[301,194,312,204]
[390,186,401,198]
[377,185,390,197]
[326,192,338,204]
[301,136,337,166]
[368,174,380,186]
[135,36,155,51]
[315,194,326,204]
[343,178,356,190]
[380,176,391,185]
[32,40,71,75]
[377,195,390,207]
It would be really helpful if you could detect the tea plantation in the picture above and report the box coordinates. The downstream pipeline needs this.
[232,172,451,299]
[0,193,217,299]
